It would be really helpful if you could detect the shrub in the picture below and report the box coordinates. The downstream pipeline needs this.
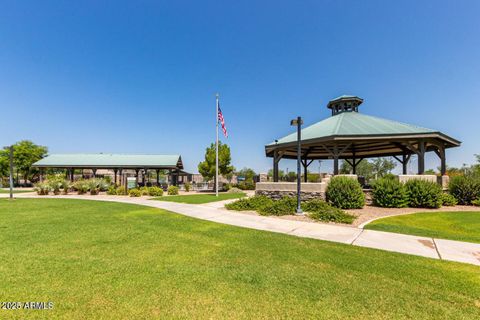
[222,183,231,191]
[472,199,480,206]
[405,179,442,209]
[140,186,150,196]
[167,186,179,195]
[116,186,127,195]
[326,176,365,209]
[61,180,71,195]
[106,185,117,195]
[371,177,409,208]
[184,182,191,192]
[98,179,110,192]
[440,193,458,206]
[73,180,89,195]
[258,196,297,216]
[303,199,355,224]
[87,179,100,195]
[236,180,255,190]
[148,186,163,196]
[34,182,51,195]
[448,175,480,205]
[225,195,273,211]
[227,187,243,194]
[48,179,63,195]
[129,189,141,197]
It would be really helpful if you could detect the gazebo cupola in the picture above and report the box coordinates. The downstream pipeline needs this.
[327,95,364,116]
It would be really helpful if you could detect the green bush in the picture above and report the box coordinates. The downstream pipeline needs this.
[371,177,409,208]
[61,180,71,195]
[116,186,127,195]
[225,195,273,211]
[167,186,179,195]
[139,186,150,196]
[440,193,458,206]
[73,180,89,195]
[106,185,117,195]
[48,179,63,195]
[472,199,480,206]
[236,180,255,190]
[34,182,51,195]
[98,179,110,192]
[405,179,442,209]
[129,189,141,197]
[303,199,355,224]
[227,187,243,194]
[258,196,297,216]
[326,176,365,209]
[448,175,480,205]
[87,179,99,195]
[148,186,163,196]
[184,182,191,192]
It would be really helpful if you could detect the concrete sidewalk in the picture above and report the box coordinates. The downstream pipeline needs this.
[4,193,480,266]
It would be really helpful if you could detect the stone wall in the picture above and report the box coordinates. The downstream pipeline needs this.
[255,182,326,201]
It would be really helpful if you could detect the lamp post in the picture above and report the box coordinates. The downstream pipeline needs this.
[4,145,14,200]
[290,116,303,215]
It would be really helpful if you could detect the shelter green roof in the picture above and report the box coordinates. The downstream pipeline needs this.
[268,111,447,146]
[33,154,183,169]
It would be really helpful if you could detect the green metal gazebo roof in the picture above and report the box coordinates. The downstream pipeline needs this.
[268,111,441,146]
[33,154,183,169]
[265,95,461,160]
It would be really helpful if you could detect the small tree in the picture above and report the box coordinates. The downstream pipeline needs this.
[198,142,234,184]
[12,140,48,184]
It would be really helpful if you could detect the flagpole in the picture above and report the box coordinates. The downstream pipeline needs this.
[215,93,219,197]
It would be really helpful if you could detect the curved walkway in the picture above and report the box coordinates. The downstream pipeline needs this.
[4,193,480,266]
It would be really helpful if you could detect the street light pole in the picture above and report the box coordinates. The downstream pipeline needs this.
[8,146,14,199]
[291,116,303,215]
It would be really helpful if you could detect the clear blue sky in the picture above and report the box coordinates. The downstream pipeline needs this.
[1,1,479,174]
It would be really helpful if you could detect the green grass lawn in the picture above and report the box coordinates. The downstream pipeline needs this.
[153,192,246,204]
[1,199,480,319]
[365,211,480,244]
[0,188,33,194]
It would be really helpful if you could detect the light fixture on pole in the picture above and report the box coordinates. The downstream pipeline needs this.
[290,116,303,215]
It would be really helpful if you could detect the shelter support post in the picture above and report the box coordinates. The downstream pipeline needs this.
[114,169,118,185]
[418,141,425,175]
[393,153,412,175]
[92,168,97,178]
[135,169,139,187]
[156,169,160,185]
[434,144,447,176]
[273,150,282,182]
[70,168,74,182]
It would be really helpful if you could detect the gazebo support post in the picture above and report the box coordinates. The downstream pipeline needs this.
[70,168,74,182]
[434,144,447,175]
[92,168,97,178]
[118,169,123,186]
[142,169,147,185]
[114,169,118,185]
[135,169,139,187]
[156,169,160,185]
[418,141,425,174]
[393,153,412,175]
[302,158,314,182]
[273,150,282,182]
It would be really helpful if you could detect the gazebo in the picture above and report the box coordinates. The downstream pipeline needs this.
[265,95,461,182]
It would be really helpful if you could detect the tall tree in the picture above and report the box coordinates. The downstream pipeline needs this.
[198,142,234,183]
[11,140,48,184]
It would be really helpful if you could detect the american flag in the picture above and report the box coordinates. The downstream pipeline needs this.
[218,105,228,138]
